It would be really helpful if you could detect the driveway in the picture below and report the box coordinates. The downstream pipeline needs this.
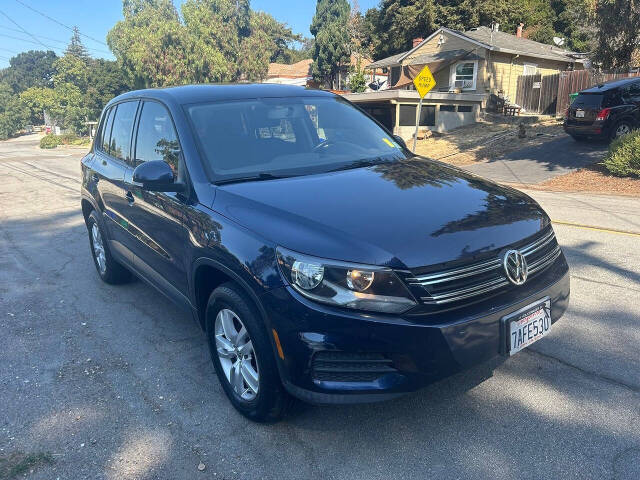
[464,135,608,184]
[1,134,639,480]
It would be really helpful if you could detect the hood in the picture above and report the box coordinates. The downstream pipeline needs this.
[213,159,548,269]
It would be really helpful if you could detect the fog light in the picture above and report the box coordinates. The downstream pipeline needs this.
[347,269,374,291]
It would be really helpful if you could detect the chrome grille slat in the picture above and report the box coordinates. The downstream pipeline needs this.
[412,227,561,306]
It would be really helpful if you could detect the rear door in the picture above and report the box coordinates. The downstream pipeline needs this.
[92,100,139,261]
[123,100,191,306]
[623,81,640,126]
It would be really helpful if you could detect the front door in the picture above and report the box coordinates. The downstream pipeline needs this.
[124,100,191,306]
[93,101,139,262]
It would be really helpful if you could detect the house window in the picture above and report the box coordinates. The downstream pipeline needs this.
[440,105,456,112]
[399,104,417,126]
[523,63,538,76]
[450,60,477,90]
[457,105,473,113]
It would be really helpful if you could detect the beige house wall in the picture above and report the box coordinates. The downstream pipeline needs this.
[487,51,583,102]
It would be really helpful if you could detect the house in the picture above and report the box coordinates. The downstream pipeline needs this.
[264,59,313,86]
[344,25,585,137]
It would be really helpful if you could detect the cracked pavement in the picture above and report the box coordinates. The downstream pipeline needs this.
[1,134,639,479]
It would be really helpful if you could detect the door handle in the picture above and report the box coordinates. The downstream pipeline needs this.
[125,191,135,204]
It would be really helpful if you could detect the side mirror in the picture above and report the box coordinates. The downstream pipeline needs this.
[393,135,408,150]
[132,160,184,192]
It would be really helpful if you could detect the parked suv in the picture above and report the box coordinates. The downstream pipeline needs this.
[564,77,640,141]
[81,85,570,422]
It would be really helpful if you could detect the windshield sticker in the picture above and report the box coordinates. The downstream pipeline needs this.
[382,138,396,148]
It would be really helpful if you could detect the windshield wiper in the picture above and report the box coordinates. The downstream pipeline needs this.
[215,172,296,185]
[327,157,398,173]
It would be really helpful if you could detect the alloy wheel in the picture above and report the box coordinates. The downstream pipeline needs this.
[615,124,631,138]
[91,223,106,274]
[214,308,259,401]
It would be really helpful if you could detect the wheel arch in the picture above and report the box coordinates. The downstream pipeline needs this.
[191,257,271,333]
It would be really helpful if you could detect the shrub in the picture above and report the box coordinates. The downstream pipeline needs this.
[59,132,78,145]
[603,130,640,177]
[40,134,60,149]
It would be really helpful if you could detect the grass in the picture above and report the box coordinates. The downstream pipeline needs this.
[0,452,54,480]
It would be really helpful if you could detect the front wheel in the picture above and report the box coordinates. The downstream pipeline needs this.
[205,283,294,422]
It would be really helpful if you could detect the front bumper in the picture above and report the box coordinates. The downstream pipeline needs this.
[261,255,570,404]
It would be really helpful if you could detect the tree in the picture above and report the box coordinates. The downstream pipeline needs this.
[65,26,91,61]
[593,0,640,70]
[310,0,351,88]
[0,50,57,94]
[108,0,296,86]
[0,83,29,140]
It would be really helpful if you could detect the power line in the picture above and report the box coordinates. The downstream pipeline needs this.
[0,25,112,55]
[0,9,48,48]
[0,32,63,52]
[14,0,108,47]
[0,46,22,55]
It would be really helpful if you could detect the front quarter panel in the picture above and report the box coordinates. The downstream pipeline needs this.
[184,202,283,303]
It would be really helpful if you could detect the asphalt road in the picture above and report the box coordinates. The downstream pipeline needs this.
[464,135,609,184]
[1,134,639,480]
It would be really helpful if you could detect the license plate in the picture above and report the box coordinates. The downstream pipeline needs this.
[575,109,585,118]
[504,298,551,355]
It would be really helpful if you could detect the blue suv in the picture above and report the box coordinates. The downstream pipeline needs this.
[81,85,570,422]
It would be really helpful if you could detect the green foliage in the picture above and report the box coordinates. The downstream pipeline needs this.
[65,27,91,61]
[310,0,351,88]
[107,0,299,87]
[362,0,596,60]
[603,130,640,177]
[40,134,61,149]
[0,83,29,140]
[593,0,640,70]
[0,50,57,94]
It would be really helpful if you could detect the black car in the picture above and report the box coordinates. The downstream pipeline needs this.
[564,77,640,141]
[81,85,570,422]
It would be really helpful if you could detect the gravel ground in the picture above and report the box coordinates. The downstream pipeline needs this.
[1,134,639,480]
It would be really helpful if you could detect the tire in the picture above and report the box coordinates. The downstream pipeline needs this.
[205,282,293,422]
[86,210,132,284]
[611,120,633,140]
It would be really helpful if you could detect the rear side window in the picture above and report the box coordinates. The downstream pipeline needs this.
[572,93,603,108]
[626,82,640,103]
[100,107,114,153]
[134,101,181,172]
[109,101,139,162]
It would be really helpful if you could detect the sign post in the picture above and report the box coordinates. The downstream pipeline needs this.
[412,65,436,152]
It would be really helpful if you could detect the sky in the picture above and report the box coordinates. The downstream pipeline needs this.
[0,0,380,68]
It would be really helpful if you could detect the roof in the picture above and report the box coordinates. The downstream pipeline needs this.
[109,84,333,106]
[267,59,312,79]
[407,49,483,66]
[367,26,581,69]
[581,77,640,93]
[462,26,577,62]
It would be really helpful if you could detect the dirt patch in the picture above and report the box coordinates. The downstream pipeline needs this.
[414,117,564,166]
[0,452,54,480]
[521,163,640,196]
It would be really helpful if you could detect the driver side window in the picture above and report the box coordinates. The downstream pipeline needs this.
[134,101,181,175]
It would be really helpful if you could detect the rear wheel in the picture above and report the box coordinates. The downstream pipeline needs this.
[205,282,293,422]
[611,120,633,140]
[86,211,131,284]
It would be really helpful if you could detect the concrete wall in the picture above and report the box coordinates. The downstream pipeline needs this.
[394,101,480,138]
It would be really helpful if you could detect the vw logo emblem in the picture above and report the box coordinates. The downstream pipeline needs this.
[503,249,528,285]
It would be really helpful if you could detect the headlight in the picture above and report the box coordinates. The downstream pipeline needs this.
[276,247,417,314]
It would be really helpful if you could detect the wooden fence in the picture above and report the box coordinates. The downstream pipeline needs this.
[556,70,640,116]
[515,69,640,117]
[515,73,560,115]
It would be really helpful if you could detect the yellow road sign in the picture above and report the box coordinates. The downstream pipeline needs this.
[413,65,436,98]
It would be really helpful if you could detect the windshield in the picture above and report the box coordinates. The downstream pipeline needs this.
[186,96,409,183]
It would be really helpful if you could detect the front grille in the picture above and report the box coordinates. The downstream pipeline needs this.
[406,226,561,306]
[311,351,396,383]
